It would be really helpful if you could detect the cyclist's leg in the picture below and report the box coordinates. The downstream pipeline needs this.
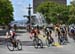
[58,32,63,44]
[34,36,39,44]
[58,33,60,41]
[10,37,17,47]
[64,32,68,42]
[72,33,75,41]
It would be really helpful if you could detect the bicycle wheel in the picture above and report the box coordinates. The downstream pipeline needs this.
[7,41,14,51]
[17,40,22,50]
[33,39,38,48]
[38,39,43,48]
[46,39,50,47]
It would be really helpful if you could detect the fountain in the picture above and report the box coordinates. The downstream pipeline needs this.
[32,12,47,26]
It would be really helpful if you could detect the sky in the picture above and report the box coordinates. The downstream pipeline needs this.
[11,0,33,20]
[10,0,71,21]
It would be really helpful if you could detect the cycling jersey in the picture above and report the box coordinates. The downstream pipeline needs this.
[30,28,40,38]
[70,28,75,33]
[60,27,66,33]
[6,30,16,39]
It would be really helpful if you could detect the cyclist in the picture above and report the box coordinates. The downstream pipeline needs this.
[60,24,68,43]
[30,27,40,39]
[30,26,44,48]
[45,27,54,45]
[54,24,62,44]
[5,28,16,45]
[69,26,75,41]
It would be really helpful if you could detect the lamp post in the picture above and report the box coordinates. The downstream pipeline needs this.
[23,4,32,32]
[27,4,32,24]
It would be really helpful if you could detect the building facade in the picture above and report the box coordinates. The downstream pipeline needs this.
[33,0,67,13]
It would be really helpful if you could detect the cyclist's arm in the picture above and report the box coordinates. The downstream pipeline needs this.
[10,31,14,36]
[5,32,9,38]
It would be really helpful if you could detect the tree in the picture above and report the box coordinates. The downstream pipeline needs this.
[0,0,13,25]
[36,1,69,24]
[68,1,75,24]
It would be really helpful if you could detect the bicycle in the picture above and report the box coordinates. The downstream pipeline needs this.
[33,37,43,49]
[45,29,54,47]
[59,36,66,45]
[6,38,22,51]
[46,36,54,47]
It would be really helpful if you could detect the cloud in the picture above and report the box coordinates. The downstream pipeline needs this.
[70,0,73,1]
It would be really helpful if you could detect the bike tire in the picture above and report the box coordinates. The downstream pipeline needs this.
[17,40,22,50]
[46,39,50,47]
[7,41,14,51]
[33,39,38,49]
[38,39,43,48]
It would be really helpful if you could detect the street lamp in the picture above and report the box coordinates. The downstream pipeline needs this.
[23,4,32,32]
[23,4,32,24]
[28,4,32,24]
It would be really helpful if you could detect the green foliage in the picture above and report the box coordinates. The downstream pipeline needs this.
[68,15,75,24]
[68,1,75,24]
[0,0,13,25]
[36,1,69,24]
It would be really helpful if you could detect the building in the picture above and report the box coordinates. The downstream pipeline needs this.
[33,0,67,13]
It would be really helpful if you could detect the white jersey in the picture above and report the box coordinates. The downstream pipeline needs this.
[6,30,13,36]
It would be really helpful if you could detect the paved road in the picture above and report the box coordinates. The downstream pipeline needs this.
[0,29,75,54]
